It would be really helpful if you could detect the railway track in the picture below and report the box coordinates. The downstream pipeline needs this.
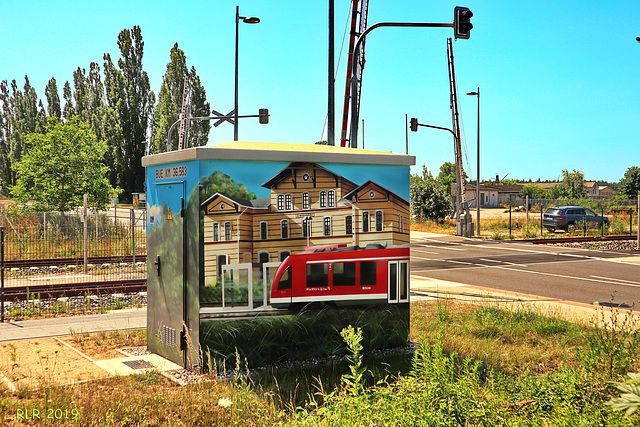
[1,255,147,269]
[525,235,637,245]
[0,279,147,301]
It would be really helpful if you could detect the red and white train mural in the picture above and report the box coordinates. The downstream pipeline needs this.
[270,243,410,309]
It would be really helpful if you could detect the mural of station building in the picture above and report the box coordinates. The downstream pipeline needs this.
[201,161,410,282]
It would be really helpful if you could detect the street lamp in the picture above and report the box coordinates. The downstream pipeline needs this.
[235,6,260,141]
[466,88,480,236]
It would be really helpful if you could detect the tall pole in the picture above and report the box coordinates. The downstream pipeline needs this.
[328,0,335,145]
[234,6,240,141]
[467,87,480,235]
[476,87,480,235]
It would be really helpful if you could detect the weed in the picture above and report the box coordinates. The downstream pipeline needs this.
[339,325,366,396]
[579,295,640,379]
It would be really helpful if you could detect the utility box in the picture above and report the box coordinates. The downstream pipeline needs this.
[143,141,415,369]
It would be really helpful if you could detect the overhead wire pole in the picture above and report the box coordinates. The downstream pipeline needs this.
[349,21,453,148]
[328,0,335,145]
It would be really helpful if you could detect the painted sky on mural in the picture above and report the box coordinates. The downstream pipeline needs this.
[3,1,639,183]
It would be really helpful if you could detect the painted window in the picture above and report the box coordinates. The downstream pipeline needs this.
[285,194,293,211]
[224,221,232,240]
[307,263,329,288]
[302,192,310,210]
[345,215,353,235]
[319,191,327,208]
[362,211,370,232]
[323,216,332,236]
[375,210,383,232]
[302,218,312,238]
[216,254,227,278]
[258,251,270,264]
[281,219,289,239]
[213,222,219,242]
[277,194,284,211]
[260,221,268,240]
[328,190,335,207]
[333,262,356,286]
[360,261,376,286]
[279,250,290,262]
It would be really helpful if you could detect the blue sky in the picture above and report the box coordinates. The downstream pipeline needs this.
[2,1,639,183]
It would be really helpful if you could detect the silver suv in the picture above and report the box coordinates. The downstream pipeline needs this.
[542,206,609,233]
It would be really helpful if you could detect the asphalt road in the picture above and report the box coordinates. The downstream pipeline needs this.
[410,234,640,308]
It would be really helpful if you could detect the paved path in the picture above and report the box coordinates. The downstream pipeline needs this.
[0,308,146,342]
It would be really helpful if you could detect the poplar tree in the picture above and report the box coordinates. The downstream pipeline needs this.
[103,26,155,200]
[151,43,210,153]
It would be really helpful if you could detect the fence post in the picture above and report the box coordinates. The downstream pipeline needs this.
[525,195,529,234]
[83,194,88,273]
[509,205,512,238]
[637,194,639,250]
[1,226,4,322]
[131,208,135,264]
[630,208,633,236]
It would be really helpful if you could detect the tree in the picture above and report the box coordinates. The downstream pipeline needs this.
[519,183,548,200]
[411,165,452,222]
[10,118,120,212]
[152,43,210,153]
[44,77,61,119]
[619,166,640,199]
[103,26,155,201]
[436,162,457,195]
[549,169,586,199]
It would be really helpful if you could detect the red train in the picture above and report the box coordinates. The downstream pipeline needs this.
[270,243,410,309]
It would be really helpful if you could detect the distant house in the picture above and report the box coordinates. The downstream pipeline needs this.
[460,183,523,208]
[598,186,618,198]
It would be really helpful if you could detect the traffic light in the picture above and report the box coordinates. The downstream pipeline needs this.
[454,6,473,40]
[410,117,418,132]
[259,108,269,124]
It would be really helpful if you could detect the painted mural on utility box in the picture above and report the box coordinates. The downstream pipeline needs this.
[143,141,415,369]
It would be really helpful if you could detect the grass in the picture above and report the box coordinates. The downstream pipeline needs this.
[2,301,640,425]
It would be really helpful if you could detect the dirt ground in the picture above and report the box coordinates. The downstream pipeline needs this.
[0,329,146,391]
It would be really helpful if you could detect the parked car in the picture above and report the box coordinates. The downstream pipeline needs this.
[542,206,609,233]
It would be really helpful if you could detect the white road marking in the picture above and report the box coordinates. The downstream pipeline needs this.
[411,248,440,255]
[414,243,464,251]
[479,258,528,267]
[590,275,640,285]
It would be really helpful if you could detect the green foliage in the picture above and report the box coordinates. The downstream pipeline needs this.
[619,166,640,199]
[340,325,367,396]
[435,161,465,192]
[578,295,640,379]
[199,170,256,202]
[609,372,640,417]
[152,43,211,153]
[410,165,453,222]
[549,169,587,199]
[519,182,549,199]
[10,118,120,211]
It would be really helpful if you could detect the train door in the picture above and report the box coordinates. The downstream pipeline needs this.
[388,260,409,303]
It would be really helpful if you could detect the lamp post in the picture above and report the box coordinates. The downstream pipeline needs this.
[466,88,480,236]
[235,6,260,141]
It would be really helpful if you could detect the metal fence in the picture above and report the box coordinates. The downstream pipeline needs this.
[496,198,639,238]
[0,206,147,321]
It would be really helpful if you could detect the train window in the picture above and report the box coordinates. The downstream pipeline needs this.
[360,262,376,287]
[307,263,329,287]
[333,262,356,286]
[278,266,292,290]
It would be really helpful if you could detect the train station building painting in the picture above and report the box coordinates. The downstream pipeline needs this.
[201,161,410,281]
[143,141,415,369]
